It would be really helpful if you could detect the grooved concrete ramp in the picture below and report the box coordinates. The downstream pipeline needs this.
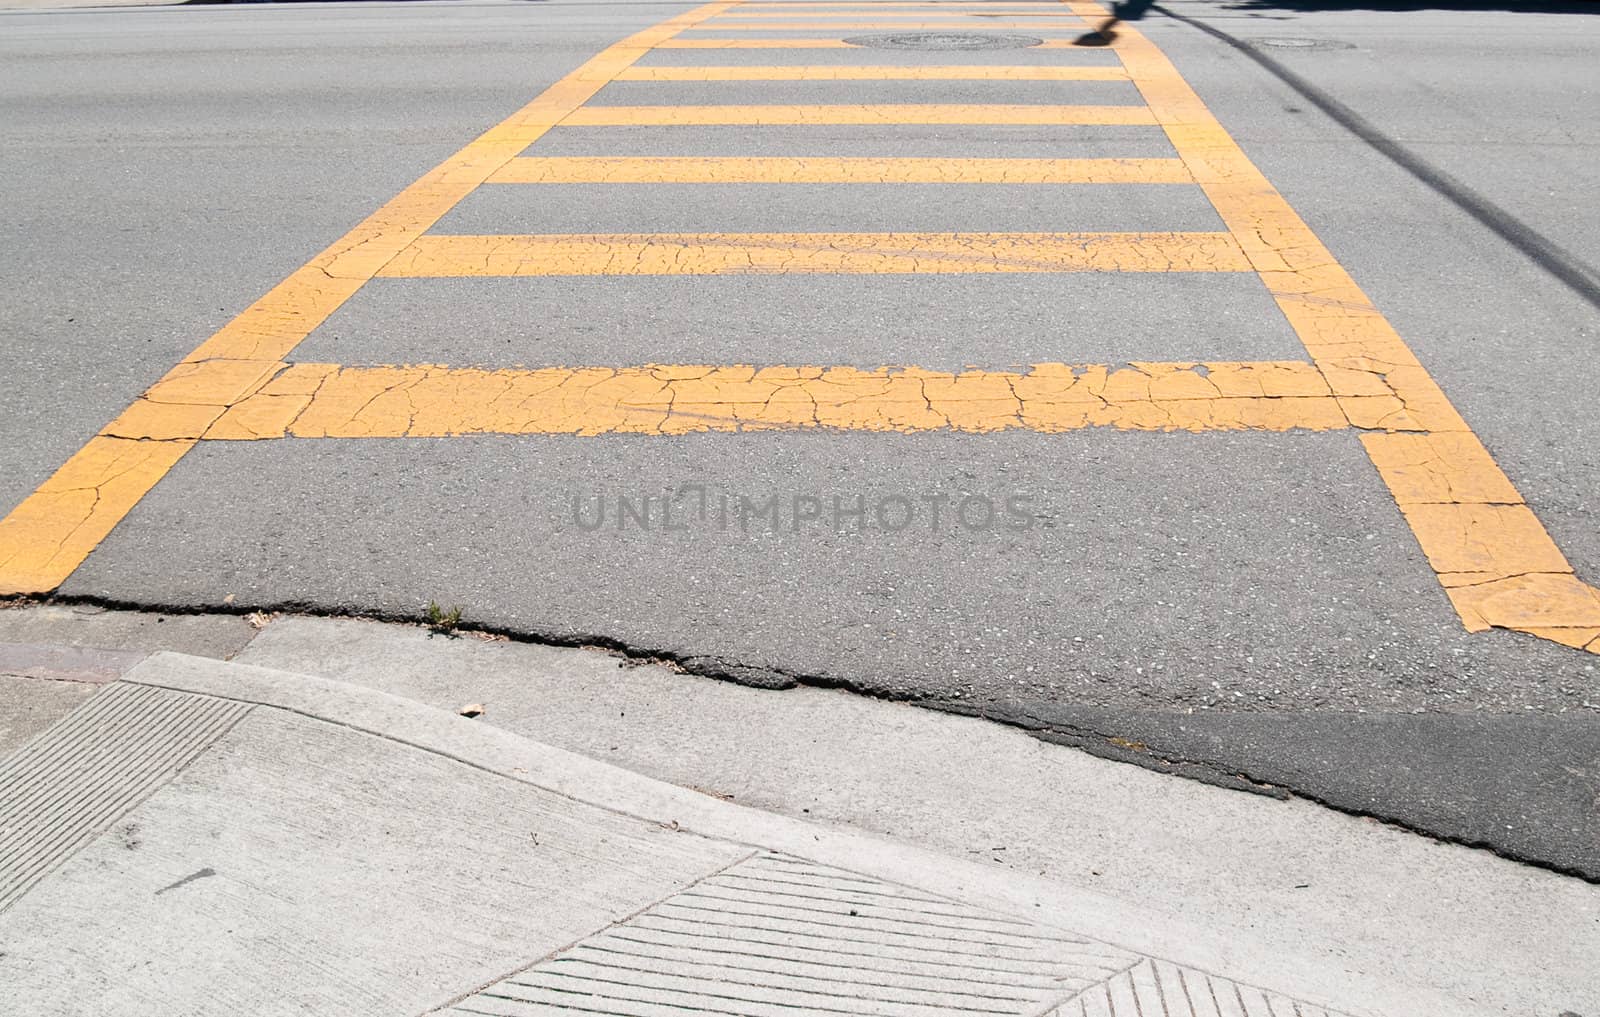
[0,653,1448,1016]
[0,681,249,910]
[453,853,1342,1017]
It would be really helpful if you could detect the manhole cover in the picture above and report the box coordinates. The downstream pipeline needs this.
[843,32,1044,50]
[1250,37,1355,51]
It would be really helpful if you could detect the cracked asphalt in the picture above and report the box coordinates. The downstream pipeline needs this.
[3,0,1599,877]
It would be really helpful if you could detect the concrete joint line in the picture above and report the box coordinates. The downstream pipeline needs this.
[111,652,1459,1016]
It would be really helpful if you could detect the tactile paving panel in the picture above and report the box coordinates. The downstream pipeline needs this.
[445,853,1348,1017]
[0,681,250,911]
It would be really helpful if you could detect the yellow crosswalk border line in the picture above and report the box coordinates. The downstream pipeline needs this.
[657,38,862,47]
[0,0,743,596]
[376,232,1250,277]
[190,362,1349,441]
[488,156,1192,185]
[655,37,1114,48]
[711,10,1088,17]
[1065,0,1600,650]
[614,64,1126,81]
[738,3,1076,8]
[691,21,1093,29]
[563,104,1156,126]
[0,438,197,598]
[4,0,1595,656]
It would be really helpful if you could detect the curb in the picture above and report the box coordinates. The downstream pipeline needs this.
[118,650,1467,1016]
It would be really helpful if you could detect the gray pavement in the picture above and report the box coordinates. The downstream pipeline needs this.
[60,427,1600,873]
[0,0,657,518]
[3,0,1600,882]
[3,628,1596,1014]
[0,675,94,756]
[435,180,1221,234]
[296,273,1305,367]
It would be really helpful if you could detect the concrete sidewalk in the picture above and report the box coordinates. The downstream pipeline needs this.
[0,609,1596,1014]
[1,0,178,9]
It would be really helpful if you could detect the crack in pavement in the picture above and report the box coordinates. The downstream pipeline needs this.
[9,592,1596,884]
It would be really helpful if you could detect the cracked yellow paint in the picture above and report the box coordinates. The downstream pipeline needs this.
[0,0,738,594]
[490,156,1190,185]
[376,232,1249,277]
[563,104,1157,126]
[103,360,287,441]
[1394,504,1571,578]
[1070,0,1600,652]
[0,438,196,596]
[614,64,1125,81]
[1359,430,1600,645]
[738,3,1072,7]
[723,8,1085,16]
[6,0,1595,661]
[1359,432,1522,506]
[141,359,284,407]
[206,361,1346,440]
[655,37,1114,48]
[695,21,1093,30]
[656,38,861,47]
[1446,574,1600,639]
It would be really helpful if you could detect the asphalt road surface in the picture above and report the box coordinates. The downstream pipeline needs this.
[3,0,1598,877]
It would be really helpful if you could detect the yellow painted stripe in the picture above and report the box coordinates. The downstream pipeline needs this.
[0,438,197,596]
[488,156,1192,185]
[615,64,1124,80]
[0,0,740,596]
[713,9,1087,17]
[738,3,1073,8]
[1363,431,1600,650]
[199,362,1348,441]
[377,232,1249,277]
[655,37,1118,48]
[563,104,1156,126]
[1071,0,1600,653]
[656,38,860,47]
[692,21,1092,29]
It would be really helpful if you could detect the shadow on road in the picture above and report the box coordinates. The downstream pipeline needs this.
[1085,0,1600,313]
[1080,0,1596,39]
[1073,0,1156,44]
[1222,0,1598,13]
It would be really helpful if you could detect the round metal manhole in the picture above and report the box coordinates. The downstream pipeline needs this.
[843,32,1044,51]
[1249,37,1355,51]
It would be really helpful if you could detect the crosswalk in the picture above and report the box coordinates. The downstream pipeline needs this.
[2,0,1597,656]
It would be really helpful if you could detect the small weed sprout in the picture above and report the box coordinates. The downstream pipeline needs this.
[425,600,464,634]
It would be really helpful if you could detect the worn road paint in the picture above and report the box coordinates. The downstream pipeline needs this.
[724,8,1086,16]
[656,38,862,47]
[375,232,1250,277]
[195,362,1348,440]
[0,0,741,595]
[563,104,1156,126]
[1065,0,1600,651]
[0,439,196,596]
[614,65,1127,81]
[687,21,1092,30]
[737,3,1077,8]
[656,37,1117,48]
[5,0,1594,658]
[489,156,1191,185]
